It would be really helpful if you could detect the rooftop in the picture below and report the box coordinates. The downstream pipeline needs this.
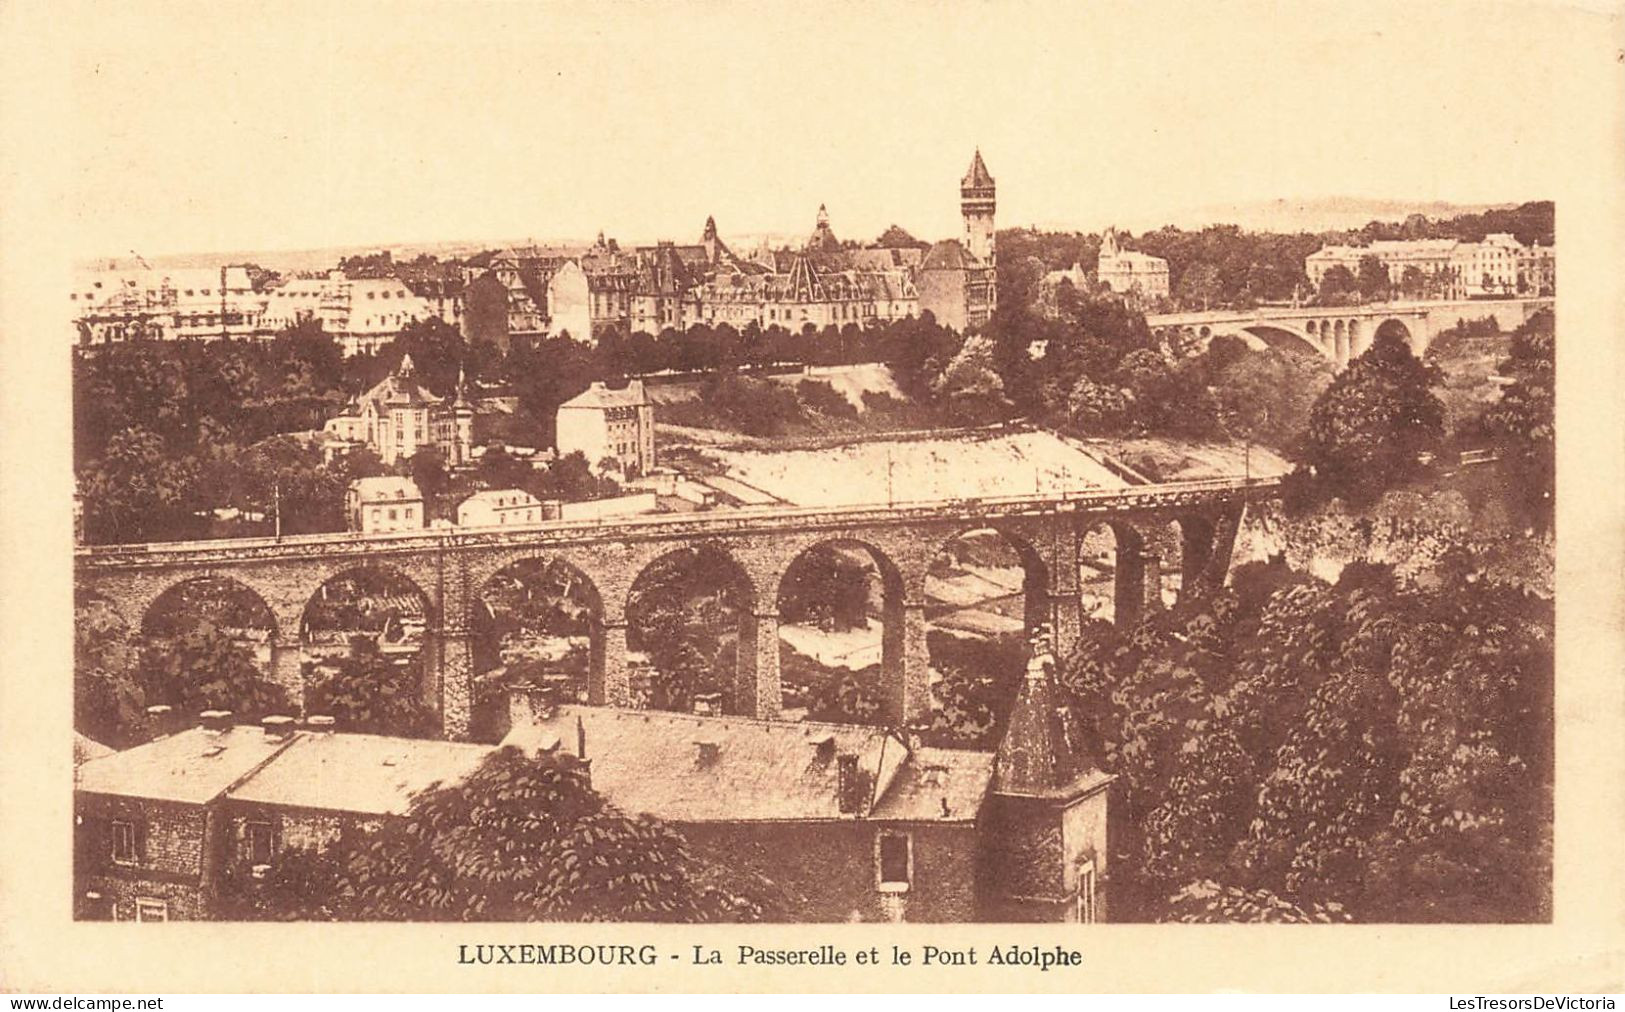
[76,725,296,806]
[559,380,650,410]
[225,731,494,816]
[348,476,423,501]
[505,705,994,824]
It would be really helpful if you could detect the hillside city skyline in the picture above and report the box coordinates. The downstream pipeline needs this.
[78,193,1540,272]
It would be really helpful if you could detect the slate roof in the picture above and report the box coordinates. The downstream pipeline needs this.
[505,705,994,824]
[348,475,423,502]
[226,732,494,816]
[76,726,295,806]
[559,380,649,410]
[993,651,1114,801]
[921,239,977,271]
[962,149,995,189]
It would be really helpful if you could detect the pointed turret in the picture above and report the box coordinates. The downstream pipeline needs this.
[982,627,1116,922]
[962,148,996,189]
[959,148,996,267]
[993,632,1091,796]
[807,204,840,252]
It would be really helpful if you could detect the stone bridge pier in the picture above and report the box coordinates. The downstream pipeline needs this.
[76,493,1258,741]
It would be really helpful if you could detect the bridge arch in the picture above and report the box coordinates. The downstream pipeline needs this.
[141,574,279,641]
[773,537,906,726]
[299,564,437,733]
[468,556,604,739]
[624,542,759,716]
[1239,324,1322,359]
[135,575,285,721]
[1373,317,1419,355]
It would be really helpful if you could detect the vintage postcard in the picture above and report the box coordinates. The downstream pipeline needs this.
[2,0,1623,994]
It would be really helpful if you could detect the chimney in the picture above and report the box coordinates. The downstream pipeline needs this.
[692,692,722,717]
[199,710,233,732]
[145,704,181,738]
[261,715,296,741]
[304,715,336,734]
[836,753,864,815]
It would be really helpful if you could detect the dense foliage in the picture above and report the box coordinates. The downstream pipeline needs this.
[219,747,773,921]
[1299,331,1445,503]
[1058,553,1552,923]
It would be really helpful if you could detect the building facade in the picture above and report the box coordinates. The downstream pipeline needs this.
[555,380,656,477]
[323,355,474,466]
[71,266,263,347]
[1305,233,1556,299]
[457,488,548,527]
[1096,228,1170,302]
[345,476,425,534]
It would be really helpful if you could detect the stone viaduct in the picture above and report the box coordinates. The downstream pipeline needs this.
[1147,296,1552,369]
[75,478,1277,740]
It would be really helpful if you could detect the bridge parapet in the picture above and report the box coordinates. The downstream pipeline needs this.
[76,477,1280,571]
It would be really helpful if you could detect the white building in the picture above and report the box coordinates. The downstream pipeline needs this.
[261,274,435,356]
[71,266,263,346]
[346,476,425,534]
[1305,233,1554,299]
[1095,229,1169,301]
[555,380,655,478]
[457,489,548,527]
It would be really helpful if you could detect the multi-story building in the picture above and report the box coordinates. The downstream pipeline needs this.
[1305,233,1555,299]
[260,274,436,356]
[322,355,474,466]
[345,476,425,534]
[71,266,263,347]
[73,716,495,921]
[72,639,1112,923]
[1095,228,1170,302]
[456,488,548,527]
[555,380,655,477]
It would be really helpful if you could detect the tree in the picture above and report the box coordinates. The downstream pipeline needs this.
[333,746,770,920]
[304,637,433,737]
[778,546,871,632]
[1317,265,1358,305]
[1356,255,1392,302]
[75,597,147,747]
[931,335,1011,425]
[1482,310,1555,527]
[141,619,288,720]
[1300,331,1445,502]
[1176,263,1222,311]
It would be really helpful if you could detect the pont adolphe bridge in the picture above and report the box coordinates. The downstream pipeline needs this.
[76,477,1279,740]
[1147,297,1552,369]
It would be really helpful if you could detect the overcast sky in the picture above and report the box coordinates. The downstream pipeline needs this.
[65,0,1591,258]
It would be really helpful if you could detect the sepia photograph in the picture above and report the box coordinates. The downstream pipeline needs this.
[4,0,1624,995]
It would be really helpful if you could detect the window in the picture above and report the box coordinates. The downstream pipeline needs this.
[134,898,168,922]
[387,508,398,521]
[111,820,136,865]
[876,831,911,893]
[1076,860,1098,924]
[247,821,274,864]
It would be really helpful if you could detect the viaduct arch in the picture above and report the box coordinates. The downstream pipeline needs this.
[76,482,1268,740]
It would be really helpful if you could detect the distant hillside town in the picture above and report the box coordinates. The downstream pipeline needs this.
[70,152,1000,354]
